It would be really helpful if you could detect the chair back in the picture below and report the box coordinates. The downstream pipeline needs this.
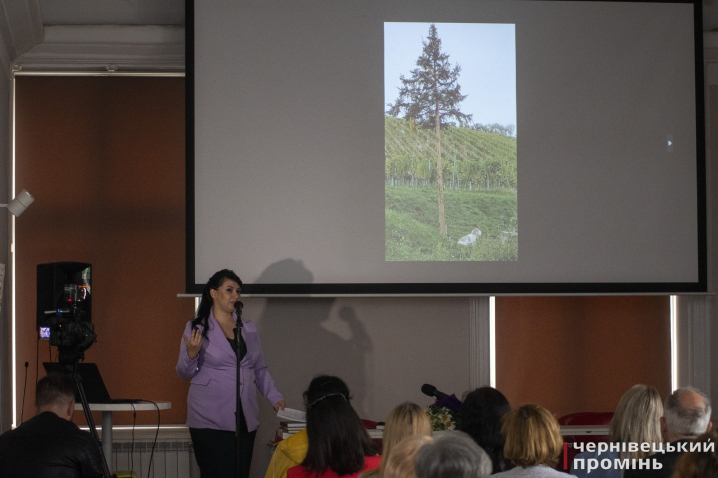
[557,412,614,471]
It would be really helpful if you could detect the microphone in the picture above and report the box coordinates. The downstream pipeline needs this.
[421,383,449,400]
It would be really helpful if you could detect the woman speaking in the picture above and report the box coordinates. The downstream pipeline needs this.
[177,269,285,478]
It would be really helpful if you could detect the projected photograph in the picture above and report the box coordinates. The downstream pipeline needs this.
[385,22,517,261]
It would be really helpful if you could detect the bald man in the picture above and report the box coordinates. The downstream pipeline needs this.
[624,386,712,478]
[0,373,105,478]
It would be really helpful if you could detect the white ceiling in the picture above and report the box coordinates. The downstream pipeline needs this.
[38,0,184,26]
[32,0,718,31]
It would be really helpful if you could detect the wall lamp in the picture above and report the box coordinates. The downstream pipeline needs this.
[1,189,34,216]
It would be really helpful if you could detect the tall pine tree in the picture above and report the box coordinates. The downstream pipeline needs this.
[388,24,471,237]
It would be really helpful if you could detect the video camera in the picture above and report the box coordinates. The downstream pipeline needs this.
[37,262,94,364]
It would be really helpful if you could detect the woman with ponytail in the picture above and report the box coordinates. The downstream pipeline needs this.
[288,375,380,478]
[177,269,285,478]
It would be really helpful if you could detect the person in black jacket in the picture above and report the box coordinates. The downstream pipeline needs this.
[0,372,105,478]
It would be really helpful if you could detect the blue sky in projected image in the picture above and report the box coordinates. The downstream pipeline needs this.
[385,22,516,136]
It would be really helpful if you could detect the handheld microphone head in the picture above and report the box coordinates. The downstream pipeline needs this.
[421,384,437,397]
[421,383,449,399]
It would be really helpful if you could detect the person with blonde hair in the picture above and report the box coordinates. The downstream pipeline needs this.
[383,435,434,478]
[571,384,663,478]
[493,404,571,478]
[671,428,718,478]
[363,402,432,478]
[624,387,712,478]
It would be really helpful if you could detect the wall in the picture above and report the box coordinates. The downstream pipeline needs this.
[243,295,472,477]
[12,75,677,478]
[14,76,192,426]
[496,296,671,416]
[710,81,718,406]
[0,68,10,434]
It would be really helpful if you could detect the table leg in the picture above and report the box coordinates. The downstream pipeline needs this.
[102,411,113,470]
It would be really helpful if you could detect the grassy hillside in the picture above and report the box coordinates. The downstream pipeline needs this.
[386,185,518,261]
[385,116,517,191]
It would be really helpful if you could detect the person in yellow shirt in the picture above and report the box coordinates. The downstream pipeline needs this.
[265,429,309,478]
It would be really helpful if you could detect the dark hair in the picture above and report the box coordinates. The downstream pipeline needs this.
[191,269,242,337]
[459,387,512,473]
[301,375,376,475]
[36,373,75,409]
[673,428,718,478]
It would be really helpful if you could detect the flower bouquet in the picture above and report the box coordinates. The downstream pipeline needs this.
[426,405,460,431]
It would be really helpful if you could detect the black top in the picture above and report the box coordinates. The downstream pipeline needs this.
[227,328,247,361]
[227,328,249,428]
[0,411,105,478]
[623,439,693,478]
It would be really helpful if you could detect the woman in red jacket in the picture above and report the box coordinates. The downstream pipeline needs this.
[288,376,379,478]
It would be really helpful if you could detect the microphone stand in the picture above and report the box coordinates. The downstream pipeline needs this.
[234,302,244,478]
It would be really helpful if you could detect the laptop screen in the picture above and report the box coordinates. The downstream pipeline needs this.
[43,362,113,403]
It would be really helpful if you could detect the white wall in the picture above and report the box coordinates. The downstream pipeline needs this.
[243,296,473,478]
[0,0,44,434]
[708,81,718,409]
[0,67,10,434]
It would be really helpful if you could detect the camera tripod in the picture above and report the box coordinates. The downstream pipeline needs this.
[59,357,115,478]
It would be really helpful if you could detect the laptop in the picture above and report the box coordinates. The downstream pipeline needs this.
[43,362,140,404]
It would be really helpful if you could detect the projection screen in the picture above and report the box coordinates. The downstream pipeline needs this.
[186,0,706,295]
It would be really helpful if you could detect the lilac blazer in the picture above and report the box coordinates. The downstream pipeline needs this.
[176,310,283,432]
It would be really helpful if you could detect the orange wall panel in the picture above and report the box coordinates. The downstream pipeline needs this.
[14,76,192,426]
[495,296,671,417]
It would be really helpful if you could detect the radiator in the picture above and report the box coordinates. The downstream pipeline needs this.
[112,440,200,478]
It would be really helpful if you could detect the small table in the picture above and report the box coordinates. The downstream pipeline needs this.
[75,402,172,462]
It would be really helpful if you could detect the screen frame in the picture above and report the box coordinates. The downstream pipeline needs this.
[185,0,707,296]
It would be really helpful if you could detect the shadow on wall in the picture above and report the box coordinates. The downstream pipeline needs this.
[250,259,373,477]
[255,259,373,416]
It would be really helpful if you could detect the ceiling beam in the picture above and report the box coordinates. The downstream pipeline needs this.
[0,0,43,75]
[13,24,184,72]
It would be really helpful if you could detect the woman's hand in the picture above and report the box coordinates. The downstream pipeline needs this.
[183,328,203,360]
[273,400,286,412]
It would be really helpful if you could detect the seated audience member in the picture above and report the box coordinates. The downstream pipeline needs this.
[265,428,308,478]
[414,431,492,478]
[287,375,379,478]
[624,386,712,478]
[493,404,572,478]
[460,386,513,473]
[571,384,663,478]
[383,435,433,478]
[0,373,105,478]
[671,429,718,478]
[364,402,433,478]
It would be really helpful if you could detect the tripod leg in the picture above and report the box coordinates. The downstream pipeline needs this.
[74,372,114,478]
